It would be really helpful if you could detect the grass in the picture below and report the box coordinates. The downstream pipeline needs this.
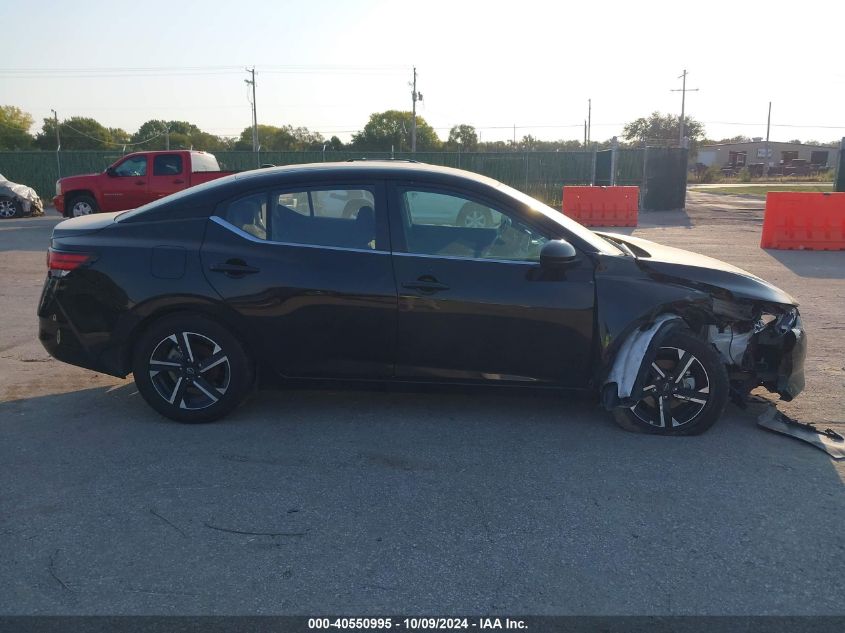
[689,183,834,197]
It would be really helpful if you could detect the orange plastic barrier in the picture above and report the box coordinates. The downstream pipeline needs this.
[761,192,845,250]
[562,186,639,227]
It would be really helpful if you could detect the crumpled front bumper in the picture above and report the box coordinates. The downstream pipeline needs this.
[755,309,806,401]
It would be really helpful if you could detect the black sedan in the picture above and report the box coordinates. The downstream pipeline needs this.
[38,162,806,434]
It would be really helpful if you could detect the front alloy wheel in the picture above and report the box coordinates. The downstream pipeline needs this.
[631,346,710,429]
[0,197,20,219]
[132,314,253,423]
[612,329,728,435]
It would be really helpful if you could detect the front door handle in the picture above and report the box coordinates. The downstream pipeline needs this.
[402,276,449,293]
[173,179,185,184]
[210,261,260,276]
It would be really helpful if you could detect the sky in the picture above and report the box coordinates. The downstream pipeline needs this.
[2,0,845,145]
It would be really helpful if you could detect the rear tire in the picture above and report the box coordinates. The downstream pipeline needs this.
[67,195,98,218]
[132,314,254,423]
[0,196,21,219]
[612,329,728,436]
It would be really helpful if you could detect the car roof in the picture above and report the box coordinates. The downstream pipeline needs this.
[233,160,503,188]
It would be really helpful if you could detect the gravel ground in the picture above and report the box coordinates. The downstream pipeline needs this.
[0,199,842,616]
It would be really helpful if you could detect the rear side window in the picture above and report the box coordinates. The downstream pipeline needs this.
[269,187,381,250]
[219,187,383,251]
[221,193,267,240]
[153,154,183,176]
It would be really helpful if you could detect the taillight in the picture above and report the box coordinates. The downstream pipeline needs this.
[47,249,95,272]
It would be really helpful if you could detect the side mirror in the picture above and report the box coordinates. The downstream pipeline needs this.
[106,167,117,177]
[540,239,578,268]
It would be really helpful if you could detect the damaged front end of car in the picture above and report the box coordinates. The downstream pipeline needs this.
[593,233,807,411]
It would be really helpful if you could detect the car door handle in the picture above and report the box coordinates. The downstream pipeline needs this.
[135,181,145,186]
[210,261,260,275]
[173,179,185,184]
[402,279,449,292]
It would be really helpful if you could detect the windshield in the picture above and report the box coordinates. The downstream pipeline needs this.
[497,183,624,255]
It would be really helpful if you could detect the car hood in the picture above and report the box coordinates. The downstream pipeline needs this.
[598,232,798,306]
[59,173,103,187]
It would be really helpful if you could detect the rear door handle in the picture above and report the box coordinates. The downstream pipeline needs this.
[210,262,260,275]
[402,279,449,292]
[173,179,185,184]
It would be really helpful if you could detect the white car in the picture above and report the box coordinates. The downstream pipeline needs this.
[0,174,44,219]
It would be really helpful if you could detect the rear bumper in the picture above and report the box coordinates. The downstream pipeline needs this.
[37,274,126,378]
[53,195,65,214]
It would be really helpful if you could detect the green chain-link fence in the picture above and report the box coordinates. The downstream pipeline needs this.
[0,149,655,207]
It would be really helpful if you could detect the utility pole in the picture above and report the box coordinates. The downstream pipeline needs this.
[410,66,422,153]
[51,109,61,179]
[245,67,258,166]
[587,98,591,146]
[513,124,516,147]
[671,69,699,146]
[584,120,587,147]
[163,122,171,150]
[764,101,772,178]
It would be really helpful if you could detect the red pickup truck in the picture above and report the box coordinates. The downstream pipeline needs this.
[53,150,234,217]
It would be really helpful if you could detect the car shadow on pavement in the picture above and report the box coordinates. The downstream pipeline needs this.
[761,248,845,279]
[1,382,843,615]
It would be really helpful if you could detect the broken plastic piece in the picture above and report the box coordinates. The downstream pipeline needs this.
[605,314,680,403]
[757,406,844,459]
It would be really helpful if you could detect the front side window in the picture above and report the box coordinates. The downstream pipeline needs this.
[400,189,548,262]
[114,156,147,177]
[153,154,183,176]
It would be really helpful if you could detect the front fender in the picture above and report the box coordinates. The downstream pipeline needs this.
[594,255,712,384]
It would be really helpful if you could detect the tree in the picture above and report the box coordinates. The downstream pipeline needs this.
[233,124,324,151]
[623,111,705,146]
[0,105,34,149]
[351,110,441,151]
[130,120,229,151]
[446,124,478,151]
[35,116,114,150]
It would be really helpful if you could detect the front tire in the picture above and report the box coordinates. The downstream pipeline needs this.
[612,329,728,436]
[67,195,98,218]
[132,314,254,423]
[0,196,21,219]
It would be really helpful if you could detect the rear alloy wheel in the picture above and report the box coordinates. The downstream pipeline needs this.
[0,197,21,219]
[612,330,728,435]
[69,195,98,218]
[132,314,253,423]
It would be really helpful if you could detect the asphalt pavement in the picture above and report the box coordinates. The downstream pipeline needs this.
[0,209,843,615]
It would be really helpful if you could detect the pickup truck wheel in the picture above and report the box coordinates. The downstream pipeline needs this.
[68,195,98,218]
[0,196,21,219]
[612,329,728,436]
